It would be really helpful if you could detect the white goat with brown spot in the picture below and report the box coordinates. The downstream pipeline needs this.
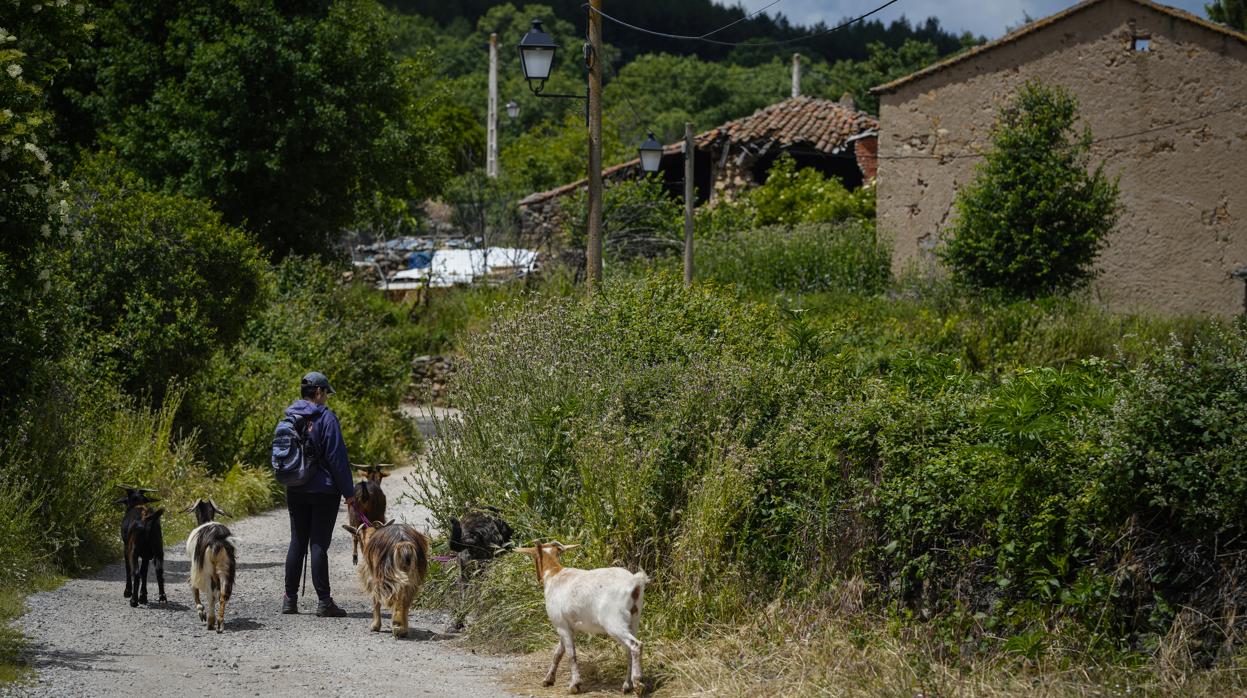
[516,542,650,695]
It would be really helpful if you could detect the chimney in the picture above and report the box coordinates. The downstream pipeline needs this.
[791,53,800,98]
[839,91,856,111]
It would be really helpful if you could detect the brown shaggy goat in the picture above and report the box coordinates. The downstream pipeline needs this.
[341,521,428,638]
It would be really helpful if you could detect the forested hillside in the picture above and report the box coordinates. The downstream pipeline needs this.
[383,0,975,63]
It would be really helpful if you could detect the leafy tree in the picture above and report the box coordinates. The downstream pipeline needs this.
[1206,0,1247,30]
[0,2,88,411]
[940,81,1120,299]
[58,154,268,399]
[62,0,450,257]
[604,54,789,144]
[811,39,941,114]
[499,112,629,195]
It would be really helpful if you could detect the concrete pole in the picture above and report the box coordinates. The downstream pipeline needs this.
[791,53,800,98]
[683,122,695,286]
[486,33,499,178]
[586,0,604,286]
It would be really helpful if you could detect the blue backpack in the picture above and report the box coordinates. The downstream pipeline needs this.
[271,413,320,487]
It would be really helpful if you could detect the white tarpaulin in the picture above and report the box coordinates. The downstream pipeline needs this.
[388,247,538,288]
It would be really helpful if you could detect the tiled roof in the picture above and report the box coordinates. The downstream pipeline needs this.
[872,0,1247,95]
[519,96,877,206]
[693,95,878,153]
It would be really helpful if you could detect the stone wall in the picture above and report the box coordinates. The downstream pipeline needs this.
[876,0,1247,315]
[409,354,455,406]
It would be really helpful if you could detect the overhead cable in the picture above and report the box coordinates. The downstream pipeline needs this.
[586,0,902,47]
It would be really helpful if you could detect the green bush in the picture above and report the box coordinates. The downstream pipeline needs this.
[696,221,890,295]
[1097,325,1247,537]
[695,153,875,238]
[59,154,267,399]
[747,153,876,226]
[940,80,1120,298]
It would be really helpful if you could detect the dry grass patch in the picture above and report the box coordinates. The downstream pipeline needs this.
[498,602,1247,698]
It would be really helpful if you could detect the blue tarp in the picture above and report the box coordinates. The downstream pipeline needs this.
[407,251,433,269]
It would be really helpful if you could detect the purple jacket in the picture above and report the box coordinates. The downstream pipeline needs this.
[284,400,354,500]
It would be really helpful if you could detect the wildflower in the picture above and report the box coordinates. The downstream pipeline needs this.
[6,64,22,78]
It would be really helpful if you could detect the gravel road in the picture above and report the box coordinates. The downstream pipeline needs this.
[5,407,519,698]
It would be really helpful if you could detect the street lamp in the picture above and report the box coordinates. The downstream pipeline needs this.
[638,132,663,173]
[517,7,605,285]
[506,100,520,119]
[517,19,558,94]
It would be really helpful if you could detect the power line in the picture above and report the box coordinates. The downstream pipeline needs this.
[586,0,902,48]
[699,0,785,40]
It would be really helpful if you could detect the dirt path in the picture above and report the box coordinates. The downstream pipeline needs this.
[5,407,519,698]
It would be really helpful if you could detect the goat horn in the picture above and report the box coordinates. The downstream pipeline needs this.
[210,499,233,518]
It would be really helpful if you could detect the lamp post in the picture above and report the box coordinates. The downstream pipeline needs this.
[517,20,558,93]
[637,132,663,174]
[505,100,520,120]
[518,5,604,286]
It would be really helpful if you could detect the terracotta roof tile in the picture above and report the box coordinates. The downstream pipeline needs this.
[519,96,878,206]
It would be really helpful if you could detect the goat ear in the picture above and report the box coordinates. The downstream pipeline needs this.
[112,496,129,505]
[151,508,165,519]
[340,524,359,538]
[514,547,538,555]
[379,471,390,478]
[182,502,197,513]
[557,543,580,552]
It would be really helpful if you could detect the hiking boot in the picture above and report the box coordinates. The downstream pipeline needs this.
[316,599,347,618]
[280,595,299,615]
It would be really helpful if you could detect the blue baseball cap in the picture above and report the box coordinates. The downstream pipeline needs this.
[301,371,335,394]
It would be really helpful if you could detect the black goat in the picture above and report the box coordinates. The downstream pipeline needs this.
[117,486,166,607]
[184,498,232,526]
[449,506,514,582]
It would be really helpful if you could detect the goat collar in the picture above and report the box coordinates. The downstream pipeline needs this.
[349,501,374,528]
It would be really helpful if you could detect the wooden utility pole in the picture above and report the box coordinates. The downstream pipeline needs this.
[683,122,695,286]
[586,0,604,286]
[486,33,499,178]
[791,53,801,97]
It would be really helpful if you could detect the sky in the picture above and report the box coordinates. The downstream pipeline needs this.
[732,0,1211,39]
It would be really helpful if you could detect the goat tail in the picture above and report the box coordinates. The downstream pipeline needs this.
[393,541,427,587]
[211,539,237,581]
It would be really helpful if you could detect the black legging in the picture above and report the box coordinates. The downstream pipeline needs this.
[284,490,341,601]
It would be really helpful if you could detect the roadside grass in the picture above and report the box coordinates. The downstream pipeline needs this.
[410,264,1246,697]
[423,556,1247,697]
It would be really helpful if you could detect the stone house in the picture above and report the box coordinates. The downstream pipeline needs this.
[517,95,879,246]
[872,0,1247,315]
